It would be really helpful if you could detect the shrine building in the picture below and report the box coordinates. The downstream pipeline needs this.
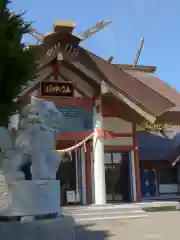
[17,21,180,205]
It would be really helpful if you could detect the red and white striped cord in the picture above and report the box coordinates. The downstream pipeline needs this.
[55,127,106,153]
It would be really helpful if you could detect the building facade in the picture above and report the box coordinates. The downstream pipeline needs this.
[16,22,180,205]
[46,91,140,205]
[138,130,180,200]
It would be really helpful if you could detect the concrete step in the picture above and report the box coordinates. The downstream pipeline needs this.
[62,203,143,212]
[61,204,148,221]
[62,206,143,215]
[137,201,179,208]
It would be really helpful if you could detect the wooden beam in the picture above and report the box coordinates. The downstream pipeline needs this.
[16,65,54,102]
[60,65,94,98]
[113,64,156,73]
[69,61,101,84]
[64,61,100,89]
[58,72,87,97]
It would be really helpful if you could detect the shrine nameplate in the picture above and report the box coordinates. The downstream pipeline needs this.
[41,81,74,97]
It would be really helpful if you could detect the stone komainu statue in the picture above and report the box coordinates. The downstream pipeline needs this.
[0,97,64,218]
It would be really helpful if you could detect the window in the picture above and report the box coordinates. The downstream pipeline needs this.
[112,153,122,164]
[158,168,178,184]
[104,153,111,164]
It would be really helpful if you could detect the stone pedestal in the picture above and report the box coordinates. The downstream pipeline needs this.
[0,180,60,217]
[0,216,75,240]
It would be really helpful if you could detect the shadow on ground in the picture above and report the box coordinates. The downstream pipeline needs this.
[75,223,112,240]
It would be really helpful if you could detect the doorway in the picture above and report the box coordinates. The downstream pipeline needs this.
[56,140,84,206]
[105,151,132,202]
[56,152,76,205]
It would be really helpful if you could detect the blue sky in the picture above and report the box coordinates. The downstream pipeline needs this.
[11,0,180,90]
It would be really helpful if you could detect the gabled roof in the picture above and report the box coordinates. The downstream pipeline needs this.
[156,105,180,124]
[138,126,180,161]
[163,144,180,164]
[138,132,172,160]
[159,127,180,163]
[19,32,180,124]
[73,49,180,121]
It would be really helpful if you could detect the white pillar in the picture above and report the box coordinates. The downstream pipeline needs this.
[91,150,95,203]
[81,147,87,204]
[130,150,137,202]
[93,107,106,205]
[75,148,80,203]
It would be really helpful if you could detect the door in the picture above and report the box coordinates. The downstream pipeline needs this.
[56,151,76,205]
[140,168,157,198]
[121,151,132,202]
[105,152,123,202]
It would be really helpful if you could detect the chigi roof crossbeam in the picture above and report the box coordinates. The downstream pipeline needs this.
[29,20,112,44]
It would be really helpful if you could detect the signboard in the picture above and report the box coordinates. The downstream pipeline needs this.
[57,106,93,131]
[41,81,74,97]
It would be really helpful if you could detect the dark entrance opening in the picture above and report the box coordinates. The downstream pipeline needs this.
[56,151,76,206]
[105,151,132,202]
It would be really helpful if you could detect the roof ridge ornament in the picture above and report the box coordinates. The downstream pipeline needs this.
[28,19,112,44]
[133,38,144,67]
[77,20,112,41]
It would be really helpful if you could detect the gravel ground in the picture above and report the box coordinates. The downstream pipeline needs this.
[75,211,180,239]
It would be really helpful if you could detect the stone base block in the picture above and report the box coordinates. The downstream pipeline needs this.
[0,180,60,216]
[0,216,75,240]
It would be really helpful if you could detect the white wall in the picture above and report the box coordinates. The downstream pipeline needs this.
[159,184,179,195]
[103,117,133,133]
[104,137,133,146]
[103,117,133,146]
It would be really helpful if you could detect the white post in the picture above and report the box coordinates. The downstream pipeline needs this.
[75,148,80,203]
[91,150,95,203]
[130,150,137,202]
[81,147,87,204]
[93,106,106,205]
